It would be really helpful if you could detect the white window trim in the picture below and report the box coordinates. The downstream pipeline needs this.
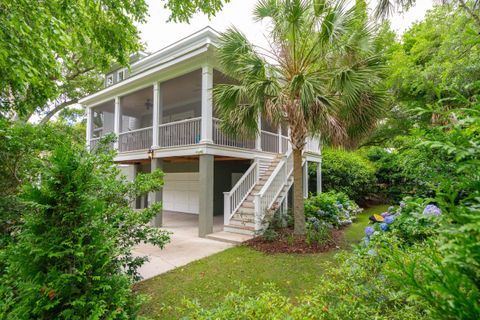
[117,69,126,82]
[106,74,114,86]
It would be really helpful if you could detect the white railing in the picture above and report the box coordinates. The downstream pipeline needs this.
[213,118,256,149]
[281,135,289,154]
[89,137,101,150]
[223,161,259,225]
[118,127,153,152]
[254,151,293,230]
[305,136,321,154]
[261,131,279,153]
[158,117,201,147]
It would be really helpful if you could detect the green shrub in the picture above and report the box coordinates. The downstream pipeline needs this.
[309,147,376,203]
[0,142,170,318]
[304,191,362,228]
[305,217,333,246]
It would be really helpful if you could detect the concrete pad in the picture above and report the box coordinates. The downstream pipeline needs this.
[134,211,233,280]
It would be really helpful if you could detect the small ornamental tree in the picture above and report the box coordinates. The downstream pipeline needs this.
[0,140,169,319]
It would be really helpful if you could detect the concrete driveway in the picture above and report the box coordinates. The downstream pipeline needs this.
[134,211,233,280]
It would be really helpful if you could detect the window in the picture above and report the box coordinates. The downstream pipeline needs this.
[117,69,125,82]
[106,74,113,86]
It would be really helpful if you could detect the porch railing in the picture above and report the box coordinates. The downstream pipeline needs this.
[118,127,153,152]
[93,116,321,155]
[223,161,259,225]
[158,117,201,147]
[261,130,279,153]
[281,135,289,154]
[213,118,255,149]
[305,136,321,154]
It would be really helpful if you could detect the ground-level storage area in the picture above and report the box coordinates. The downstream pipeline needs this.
[118,156,251,226]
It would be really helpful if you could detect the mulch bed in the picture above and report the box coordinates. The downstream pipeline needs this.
[244,228,345,254]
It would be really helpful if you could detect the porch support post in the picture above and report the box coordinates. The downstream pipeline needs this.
[86,106,92,150]
[152,82,160,148]
[316,161,322,194]
[199,154,214,237]
[200,65,213,143]
[277,126,282,154]
[287,127,292,152]
[114,96,121,150]
[303,160,309,198]
[150,158,164,227]
[255,113,262,151]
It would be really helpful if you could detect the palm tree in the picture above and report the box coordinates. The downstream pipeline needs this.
[213,0,387,235]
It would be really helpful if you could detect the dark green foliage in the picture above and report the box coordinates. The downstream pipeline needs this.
[0,120,85,248]
[0,141,170,318]
[309,148,376,203]
[304,191,362,228]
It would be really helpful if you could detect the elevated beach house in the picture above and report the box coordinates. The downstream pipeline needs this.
[79,27,322,239]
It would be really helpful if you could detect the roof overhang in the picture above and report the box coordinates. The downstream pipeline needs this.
[79,27,220,106]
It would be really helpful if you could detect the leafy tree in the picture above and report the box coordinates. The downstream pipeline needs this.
[213,0,387,234]
[375,0,480,29]
[0,120,85,249]
[0,0,230,122]
[364,2,480,146]
[0,139,170,318]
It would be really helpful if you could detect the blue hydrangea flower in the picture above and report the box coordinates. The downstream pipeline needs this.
[423,204,441,216]
[385,215,395,224]
[399,201,406,209]
[380,223,388,231]
[367,249,376,256]
[363,237,370,246]
[381,212,390,218]
[365,226,375,237]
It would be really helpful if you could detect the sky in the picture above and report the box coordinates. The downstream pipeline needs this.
[138,0,434,53]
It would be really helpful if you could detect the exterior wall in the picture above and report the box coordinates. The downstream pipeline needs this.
[213,160,251,216]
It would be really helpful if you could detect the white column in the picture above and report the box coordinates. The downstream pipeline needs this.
[278,126,282,154]
[255,113,262,151]
[201,65,213,143]
[316,161,322,194]
[152,82,160,148]
[303,161,308,198]
[114,96,121,150]
[86,106,92,149]
[287,127,292,152]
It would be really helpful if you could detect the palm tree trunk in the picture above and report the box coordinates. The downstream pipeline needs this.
[292,147,306,235]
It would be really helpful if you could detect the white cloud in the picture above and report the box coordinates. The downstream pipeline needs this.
[138,0,434,53]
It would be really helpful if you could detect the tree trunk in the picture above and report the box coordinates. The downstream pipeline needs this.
[292,147,306,235]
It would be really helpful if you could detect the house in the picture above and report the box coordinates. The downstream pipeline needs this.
[79,27,322,239]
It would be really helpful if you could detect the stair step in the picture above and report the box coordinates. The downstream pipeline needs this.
[232,212,254,220]
[224,225,256,236]
[237,207,255,214]
[229,219,255,228]
[206,231,254,244]
[241,201,254,208]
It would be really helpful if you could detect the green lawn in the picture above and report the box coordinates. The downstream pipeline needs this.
[135,205,389,319]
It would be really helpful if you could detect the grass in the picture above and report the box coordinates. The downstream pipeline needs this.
[135,204,389,319]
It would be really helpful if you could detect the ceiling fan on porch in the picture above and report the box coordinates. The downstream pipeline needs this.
[144,98,153,110]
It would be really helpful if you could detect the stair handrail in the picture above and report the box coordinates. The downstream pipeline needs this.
[254,150,293,230]
[223,160,259,225]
